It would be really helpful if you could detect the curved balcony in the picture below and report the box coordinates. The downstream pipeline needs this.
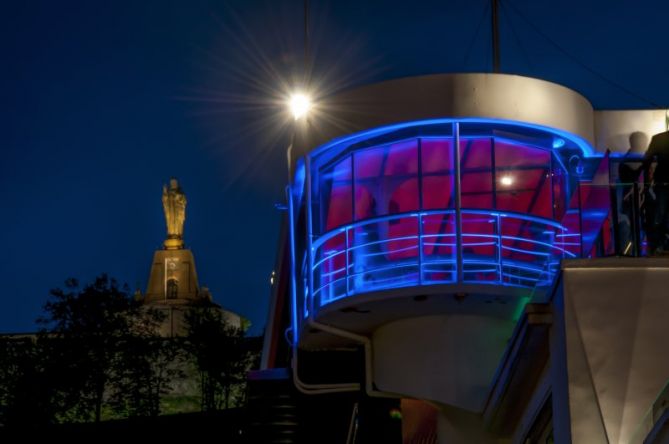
[311,209,574,314]
[290,118,603,336]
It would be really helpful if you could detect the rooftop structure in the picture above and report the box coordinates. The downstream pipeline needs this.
[253,73,669,444]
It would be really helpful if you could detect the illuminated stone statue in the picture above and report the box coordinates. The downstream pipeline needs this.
[162,178,187,249]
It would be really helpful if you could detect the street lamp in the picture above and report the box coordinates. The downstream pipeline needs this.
[286,91,313,182]
[288,92,312,120]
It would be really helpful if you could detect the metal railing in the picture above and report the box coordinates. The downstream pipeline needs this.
[309,209,575,314]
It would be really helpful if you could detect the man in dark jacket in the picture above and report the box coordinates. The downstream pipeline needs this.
[643,131,669,254]
[617,132,647,255]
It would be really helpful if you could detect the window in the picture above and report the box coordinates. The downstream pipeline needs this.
[166,278,178,299]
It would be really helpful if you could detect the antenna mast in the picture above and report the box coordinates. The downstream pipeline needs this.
[491,0,500,72]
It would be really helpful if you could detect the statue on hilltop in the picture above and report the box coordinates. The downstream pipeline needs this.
[162,178,187,250]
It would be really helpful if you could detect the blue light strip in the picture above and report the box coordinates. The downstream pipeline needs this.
[423,242,457,247]
[502,245,551,257]
[501,235,576,257]
[305,156,315,319]
[308,117,598,169]
[286,186,299,345]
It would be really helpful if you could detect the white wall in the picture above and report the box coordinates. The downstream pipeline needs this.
[372,314,515,413]
[562,258,669,444]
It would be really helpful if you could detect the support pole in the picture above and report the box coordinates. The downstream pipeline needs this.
[491,0,501,73]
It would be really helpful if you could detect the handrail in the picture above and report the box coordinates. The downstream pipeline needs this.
[309,209,570,313]
[311,208,568,250]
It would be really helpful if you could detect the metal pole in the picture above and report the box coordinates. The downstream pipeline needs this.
[287,131,295,184]
[455,123,464,282]
[304,0,309,64]
[491,0,501,73]
[632,182,641,257]
[304,0,309,84]
[286,186,299,344]
[417,139,424,285]
[305,155,316,320]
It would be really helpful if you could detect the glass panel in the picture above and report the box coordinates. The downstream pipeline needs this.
[611,155,644,255]
[318,156,352,234]
[579,154,612,258]
[460,138,493,209]
[494,140,552,218]
[558,187,583,258]
[552,152,568,221]
[499,215,560,287]
[354,140,419,221]
[422,213,456,283]
[421,138,454,210]
[461,212,499,283]
[313,231,348,306]
[348,216,419,294]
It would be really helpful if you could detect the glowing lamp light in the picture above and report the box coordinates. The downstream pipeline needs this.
[288,93,312,120]
[500,175,514,186]
[552,137,565,148]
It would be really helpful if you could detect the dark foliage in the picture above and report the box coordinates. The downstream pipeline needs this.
[0,274,178,425]
[0,274,257,425]
[184,307,254,411]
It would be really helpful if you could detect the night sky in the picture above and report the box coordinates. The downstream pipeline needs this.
[2,0,668,335]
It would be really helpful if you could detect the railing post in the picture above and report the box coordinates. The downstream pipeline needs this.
[305,156,315,320]
[286,185,299,345]
[454,122,463,283]
[345,228,350,296]
[418,213,424,285]
[417,138,424,286]
[577,182,584,258]
[496,214,503,282]
[632,182,641,257]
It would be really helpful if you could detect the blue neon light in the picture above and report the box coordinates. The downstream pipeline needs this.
[306,117,598,168]
[286,186,299,345]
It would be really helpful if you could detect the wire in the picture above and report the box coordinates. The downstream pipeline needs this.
[463,0,492,69]
[499,0,534,72]
[504,0,663,108]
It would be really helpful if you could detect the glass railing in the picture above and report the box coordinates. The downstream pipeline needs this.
[577,182,669,258]
[310,209,574,314]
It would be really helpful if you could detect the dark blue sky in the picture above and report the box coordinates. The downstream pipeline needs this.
[2,0,668,335]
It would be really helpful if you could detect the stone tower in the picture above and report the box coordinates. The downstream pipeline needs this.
[141,178,241,336]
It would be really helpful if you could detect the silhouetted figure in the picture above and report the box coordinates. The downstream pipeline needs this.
[617,132,647,255]
[642,131,669,255]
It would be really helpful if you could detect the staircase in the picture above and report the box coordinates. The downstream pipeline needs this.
[245,369,299,444]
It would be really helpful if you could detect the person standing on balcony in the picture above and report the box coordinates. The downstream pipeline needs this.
[642,131,669,255]
[617,132,647,255]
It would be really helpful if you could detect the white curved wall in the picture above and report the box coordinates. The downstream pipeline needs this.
[295,73,595,161]
[372,314,516,413]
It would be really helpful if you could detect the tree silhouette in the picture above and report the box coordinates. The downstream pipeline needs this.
[37,275,131,422]
[0,336,54,426]
[184,307,252,411]
[1,274,258,425]
[36,274,176,422]
[108,328,184,417]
